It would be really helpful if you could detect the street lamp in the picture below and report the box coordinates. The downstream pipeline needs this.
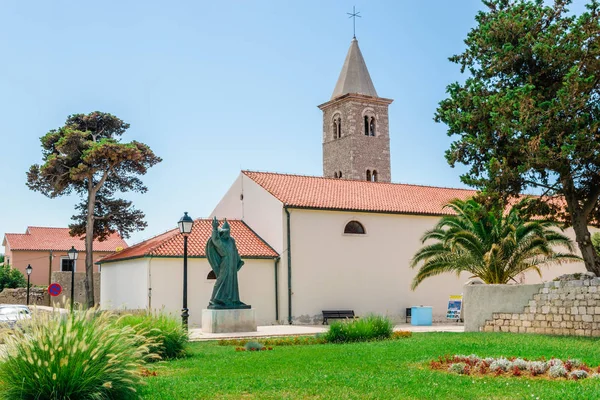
[178,212,194,328]
[67,246,79,309]
[25,264,32,305]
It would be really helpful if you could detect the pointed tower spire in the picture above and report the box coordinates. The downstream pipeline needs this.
[330,38,378,100]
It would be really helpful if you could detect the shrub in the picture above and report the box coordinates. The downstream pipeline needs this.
[512,358,528,370]
[324,315,393,343]
[0,307,153,399]
[114,310,188,360]
[565,358,583,370]
[569,369,589,380]
[490,358,512,372]
[0,264,26,291]
[245,341,265,351]
[448,363,469,375]
[527,361,548,375]
[549,365,568,378]
[548,358,564,368]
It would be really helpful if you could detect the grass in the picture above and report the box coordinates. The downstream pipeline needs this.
[140,332,600,399]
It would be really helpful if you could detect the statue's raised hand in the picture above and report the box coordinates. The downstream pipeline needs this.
[212,216,219,229]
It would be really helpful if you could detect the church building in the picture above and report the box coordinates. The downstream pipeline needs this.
[98,38,590,326]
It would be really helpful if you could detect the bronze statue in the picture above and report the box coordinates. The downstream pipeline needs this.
[206,217,250,309]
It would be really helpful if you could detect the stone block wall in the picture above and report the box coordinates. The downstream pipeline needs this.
[0,287,50,306]
[483,276,600,337]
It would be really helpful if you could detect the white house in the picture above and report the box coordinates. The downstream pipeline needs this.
[99,219,279,327]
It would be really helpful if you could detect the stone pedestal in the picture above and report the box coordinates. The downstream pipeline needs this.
[202,308,257,333]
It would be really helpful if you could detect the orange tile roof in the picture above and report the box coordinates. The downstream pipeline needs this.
[2,226,128,252]
[100,219,278,263]
[243,171,477,215]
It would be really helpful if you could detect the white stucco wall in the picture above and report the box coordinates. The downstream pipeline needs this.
[148,257,277,327]
[100,258,148,310]
[211,173,284,253]
[283,209,594,324]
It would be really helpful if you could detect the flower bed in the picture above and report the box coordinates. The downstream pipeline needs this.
[430,355,600,380]
[218,330,412,348]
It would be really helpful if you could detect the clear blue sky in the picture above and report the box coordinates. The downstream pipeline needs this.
[0,0,590,250]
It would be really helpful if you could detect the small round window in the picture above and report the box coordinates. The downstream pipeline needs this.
[344,221,365,234]
[207,270,216,280]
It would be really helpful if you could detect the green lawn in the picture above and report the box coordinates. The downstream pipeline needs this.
[141,333,600,399]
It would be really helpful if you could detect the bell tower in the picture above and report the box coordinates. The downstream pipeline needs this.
[319,38,393,182]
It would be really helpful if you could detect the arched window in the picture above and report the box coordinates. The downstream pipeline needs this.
[333,119,338,140]
[334,172,339,178]
[372,170,378,182]
[366,169,371,181]
[207,270,216,280]
[344,221,366,234]
[338,171,342,178]
[333,115,342,139]
[370,117,376,136]
[364,116,369,136]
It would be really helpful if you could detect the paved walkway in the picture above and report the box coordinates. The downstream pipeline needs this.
[189,323,463,341]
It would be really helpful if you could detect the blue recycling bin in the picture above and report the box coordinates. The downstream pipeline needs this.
[411,306,432,326]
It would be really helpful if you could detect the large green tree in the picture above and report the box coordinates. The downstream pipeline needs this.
[27,112,161,306]
[410,198,579,289]
[435,0,600,275]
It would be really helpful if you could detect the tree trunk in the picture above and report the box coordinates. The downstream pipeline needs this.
[562,176,600,276]
[571,212,600,276]
[85,187,96,308]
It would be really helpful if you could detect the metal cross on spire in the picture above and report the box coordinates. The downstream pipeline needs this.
[347,6,361,39]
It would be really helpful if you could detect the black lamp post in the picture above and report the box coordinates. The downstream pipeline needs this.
[25,264,32,305]
[67,246,79,309]
[178,212,194,328]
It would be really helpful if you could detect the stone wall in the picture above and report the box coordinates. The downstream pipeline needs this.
[482,274,600,337]
[463,283,543,332]
[0,287,50,306]
[50,272,100,307]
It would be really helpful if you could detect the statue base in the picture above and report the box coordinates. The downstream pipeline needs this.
[202,308,257,333]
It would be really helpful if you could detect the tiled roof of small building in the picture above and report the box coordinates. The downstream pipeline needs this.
[100,219,278,263]
[243,171,477,215]
[2,226,127,252]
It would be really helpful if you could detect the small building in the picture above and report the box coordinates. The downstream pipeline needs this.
[2,226,127,286]
[98,219,279,327]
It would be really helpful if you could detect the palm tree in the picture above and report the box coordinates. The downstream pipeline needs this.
[410,198,580,289]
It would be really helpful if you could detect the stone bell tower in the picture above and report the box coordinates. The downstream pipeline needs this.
[319,38,393,182]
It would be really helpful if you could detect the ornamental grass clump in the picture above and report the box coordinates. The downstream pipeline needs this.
[115,310,188,360]
[324,315,393,343]
[0,307,153,400]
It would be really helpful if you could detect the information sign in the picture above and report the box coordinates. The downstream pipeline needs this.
[446,294,463,320]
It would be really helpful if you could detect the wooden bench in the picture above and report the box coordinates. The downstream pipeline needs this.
[322,310,356,325]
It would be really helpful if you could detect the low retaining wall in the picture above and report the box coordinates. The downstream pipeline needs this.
[0,287,50,306]
[482,276,600,336]
[463,283,543,332]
